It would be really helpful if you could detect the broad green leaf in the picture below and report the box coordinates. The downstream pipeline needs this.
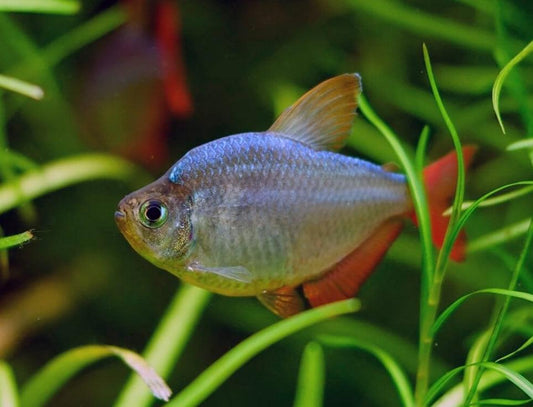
[0,230,32,250]
[293,342,325,407]
[319,335,414,407]
[0,74,42,99]
[166,299,360,407]
[0,360,19,407]
[492,40,533,134]
[20,345,171,407]
[0,0,79,14]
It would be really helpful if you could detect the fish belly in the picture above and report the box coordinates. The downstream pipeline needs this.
[176,133,410,295]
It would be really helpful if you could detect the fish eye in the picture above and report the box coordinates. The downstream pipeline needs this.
[139,200,168,228]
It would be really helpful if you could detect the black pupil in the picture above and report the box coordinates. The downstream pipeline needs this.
[146,203,162,222]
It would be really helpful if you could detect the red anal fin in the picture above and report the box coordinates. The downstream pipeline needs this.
[303,220,403,308]
[257,286,306,318]
[419,146,477,262]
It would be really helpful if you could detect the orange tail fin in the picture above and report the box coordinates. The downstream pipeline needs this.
[414,146,477,262]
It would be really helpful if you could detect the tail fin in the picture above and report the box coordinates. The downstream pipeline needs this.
[414,146,477,262]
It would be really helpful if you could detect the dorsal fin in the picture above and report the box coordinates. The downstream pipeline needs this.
[268,73,362,151]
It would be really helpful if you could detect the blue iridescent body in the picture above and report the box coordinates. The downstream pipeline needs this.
[165,132,409,294]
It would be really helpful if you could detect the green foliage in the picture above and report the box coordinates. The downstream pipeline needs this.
[1,0,532,406]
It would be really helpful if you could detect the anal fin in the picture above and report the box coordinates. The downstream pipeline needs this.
[257,286,306,318]
[303,220,403,308]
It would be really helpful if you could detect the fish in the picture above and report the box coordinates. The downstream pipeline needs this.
[81,0,192,169]
[115,73,475,318]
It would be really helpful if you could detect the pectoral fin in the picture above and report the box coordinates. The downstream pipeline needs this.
[303,219,403,308]
[187,263,254,283]
[257,286,306,318]
[268,73,361,151]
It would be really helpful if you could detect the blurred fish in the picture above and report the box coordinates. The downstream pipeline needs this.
[115,74,475,317]
[81,0,192,169]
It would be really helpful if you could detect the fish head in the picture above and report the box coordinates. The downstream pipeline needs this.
[115,177,194,272]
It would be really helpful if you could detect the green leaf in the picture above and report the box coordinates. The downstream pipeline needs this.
[497,337,533,364]
[0,360,19,407]
[433,356,533,406]
[0,0,80,14]
[507,139,533,151]
[469,218,531,252]
[0,74,43,99]
[492,40,533,134]
[447,184,533,216]
[471,399,532,406]
[0,154,146,215]
[293,342,325,407]
[0,230,33,250]
[481,362,533,399]
[319,335,414,407]
[432,288,533,337]
[20,345,171,407]
[114,285,211,407]
[167,299,360,407]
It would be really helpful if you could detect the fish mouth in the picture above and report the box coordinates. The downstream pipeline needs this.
[114,210,126,223]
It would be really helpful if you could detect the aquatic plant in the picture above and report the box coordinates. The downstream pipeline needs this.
[1,1,532,406]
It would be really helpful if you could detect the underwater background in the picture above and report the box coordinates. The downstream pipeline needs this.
[1,0,533,406]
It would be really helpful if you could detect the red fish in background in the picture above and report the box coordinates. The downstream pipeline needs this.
[80,0,192,169]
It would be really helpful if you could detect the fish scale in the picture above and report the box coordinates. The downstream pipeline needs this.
[170,132,410,291]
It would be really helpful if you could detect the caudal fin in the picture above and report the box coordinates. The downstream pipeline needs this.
[417,146,477,262]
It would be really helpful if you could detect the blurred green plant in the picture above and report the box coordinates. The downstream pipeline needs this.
[1,0,533,406]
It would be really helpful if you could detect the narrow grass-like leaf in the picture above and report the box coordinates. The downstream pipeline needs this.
[20,345,170,407]
[433,356,533,406]
[471,399,532,406]
[0,154,146,215]
[446,185,533,215]
[0,0,79,14]
[319,335,414,407]
[0,74,43,99]
[427,361,533,406]
[464,331,491,406]
[481,362,533,399]
[468,218,531,252]
[432,288,533,336]
[507,139,533,151]
[344,0,495,51]
[167,299,360,407]
[423,43,466,268]
[439,182,533,259]
[492,41,533,134]
[0,360,19,407]
[496,337,533,363]
[114,284,211,407]
[21,6,125,74]
[359,96,433,285]
[293,342,325,407]
[415,125,430,176]
[464,219,533,404]
[0,230,33,250]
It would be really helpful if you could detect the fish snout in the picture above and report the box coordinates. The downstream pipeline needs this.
[114,197,132,225]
